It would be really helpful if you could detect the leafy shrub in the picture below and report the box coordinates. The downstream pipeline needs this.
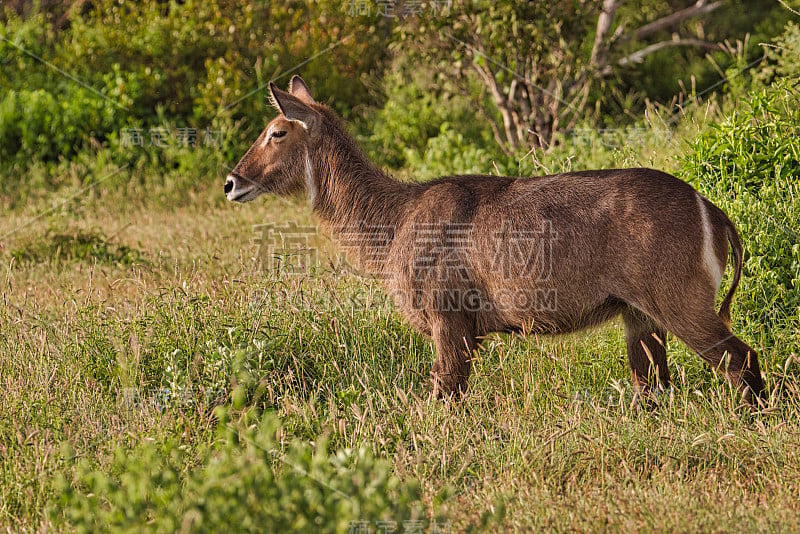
[0,76,121,168]
[401,119,678,181]
[365,60,492,170]
[0,12,131,167]
[403,123,506,180]
[54,413,430,533]
[755,21,800,84]
[0,0,390,196]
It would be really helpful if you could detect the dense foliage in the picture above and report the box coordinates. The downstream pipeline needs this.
[0,0,790,193]
[0,0,391,201]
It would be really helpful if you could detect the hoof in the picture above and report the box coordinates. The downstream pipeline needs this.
[431,373,468,400]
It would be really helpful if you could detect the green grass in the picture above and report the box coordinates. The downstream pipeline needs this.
[1,172,799,532]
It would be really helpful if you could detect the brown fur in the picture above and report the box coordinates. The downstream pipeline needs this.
[224,76,765,405]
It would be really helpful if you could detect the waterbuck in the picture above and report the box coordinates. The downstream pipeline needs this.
[224,75,765,406]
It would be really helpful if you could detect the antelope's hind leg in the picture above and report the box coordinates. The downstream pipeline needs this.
[622,308,670,401]
[667,310,765,405]
[430,314,476,398]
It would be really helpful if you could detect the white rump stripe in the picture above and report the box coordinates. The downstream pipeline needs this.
[697,194,723,288]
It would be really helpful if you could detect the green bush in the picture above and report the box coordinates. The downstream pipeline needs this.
[0,0,390,197]
[365,60,493,170]
[403,123,506,179]
[54,413,430,533]
[0,12,137,167]
[399,119,678,181]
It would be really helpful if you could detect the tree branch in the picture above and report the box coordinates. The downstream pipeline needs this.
[589,0,624,69]
[617,37,723,67]
[477,106,514,158]
[471,54,520,150]
[54,0,89,31]
[630,0,723,42]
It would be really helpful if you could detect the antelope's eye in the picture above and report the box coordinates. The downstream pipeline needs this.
[272,130,287,139]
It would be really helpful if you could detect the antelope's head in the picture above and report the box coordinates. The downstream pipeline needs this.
[224,75,318,203]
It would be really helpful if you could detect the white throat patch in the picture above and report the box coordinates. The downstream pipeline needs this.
[304,149,316,206]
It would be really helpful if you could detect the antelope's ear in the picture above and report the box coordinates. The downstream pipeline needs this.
[269,82,316,130]
[288,75,315,105]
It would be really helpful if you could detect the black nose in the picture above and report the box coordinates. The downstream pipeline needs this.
[224,177,234,194]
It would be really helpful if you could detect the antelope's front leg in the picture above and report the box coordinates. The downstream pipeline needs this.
[430,315,476,398]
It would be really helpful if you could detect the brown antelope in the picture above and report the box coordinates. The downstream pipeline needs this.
[224,75,765,405]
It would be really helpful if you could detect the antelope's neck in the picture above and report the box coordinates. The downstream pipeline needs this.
[311,139,417,232]
[309,136,418,273]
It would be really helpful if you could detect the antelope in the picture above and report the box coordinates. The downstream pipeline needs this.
[224,75,765,406]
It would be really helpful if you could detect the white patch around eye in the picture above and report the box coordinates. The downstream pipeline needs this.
[304,148,316,206]
[261,125,275,148]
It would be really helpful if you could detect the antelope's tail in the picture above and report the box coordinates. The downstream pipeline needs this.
[719,219,743,330]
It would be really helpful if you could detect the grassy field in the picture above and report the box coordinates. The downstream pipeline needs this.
[1,153,800,531]
[3,1,800,530]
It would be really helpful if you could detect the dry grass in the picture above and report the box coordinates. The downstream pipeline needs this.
[1,181,799,532]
